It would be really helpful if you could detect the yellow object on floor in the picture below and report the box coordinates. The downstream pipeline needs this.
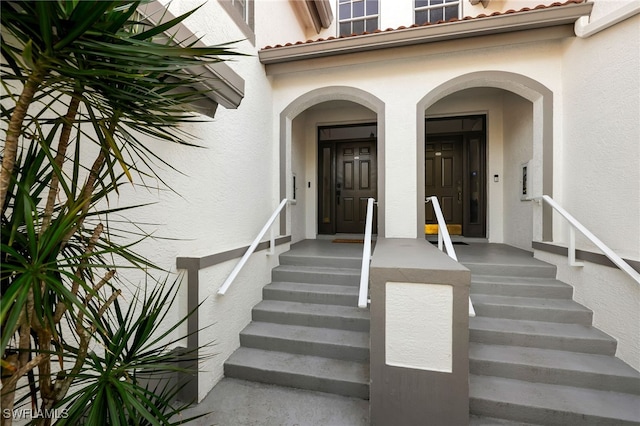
[425,224,462,235]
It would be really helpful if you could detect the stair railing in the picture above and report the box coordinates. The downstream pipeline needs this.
[425,196,458,261]
[218,198,288,295]
[358,198,376,308]
[534,195,640,285]
[426,196,476,316]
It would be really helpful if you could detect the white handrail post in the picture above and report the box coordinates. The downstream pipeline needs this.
[426,195,473,316]
[538,195,640,285]
[568,226,584,267]
[218,198,288,295]
[268,225,276,256]
[358,198,375,308]
[429,196,458,262]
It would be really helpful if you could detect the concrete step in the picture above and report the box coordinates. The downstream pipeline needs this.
[240,322,369,362]
[263,281,358,306]
[272,265,360,286]
[224,347,369,399]
[470,375,640,425]
[470,275,573,299]
[470,316,617,355]
[469,415,541,426]
[463,262,556,279]
[470,343,640,394]
[252,300,370,332]
[279,252,361,269]
[470,294,593,324]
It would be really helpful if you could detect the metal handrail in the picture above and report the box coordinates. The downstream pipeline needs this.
[426,196,476,317]
[358,198,376,308]
[218,198,288,295]
[425,196,458,261]
[534,195,640,285]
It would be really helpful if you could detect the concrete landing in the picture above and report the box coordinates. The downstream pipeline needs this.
[454,243,545,267]
[175,378,370,425]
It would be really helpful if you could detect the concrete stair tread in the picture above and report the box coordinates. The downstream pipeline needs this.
[470,375,640,424]
[469,415,541,426]
[272,264,361,286]
[470,294,591,312]
[470,316,616,355]
[470,343,640,393]
[472,275,571,286]
[226,347,369,383]
[263,281,359,307]
[265,281,358,296]
[241,322,369,350]
[282,252,361,260]
[273,264,360,275]
[470,275,574,299]
[279,251,362,269]
[252,300,370,331]
[224,347,369,398]
[463,262,556,278]
[255,300,369,318]
[470,343,640,379]
[471,316,612,341]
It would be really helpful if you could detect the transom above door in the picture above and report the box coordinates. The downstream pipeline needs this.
[318,123,378,235]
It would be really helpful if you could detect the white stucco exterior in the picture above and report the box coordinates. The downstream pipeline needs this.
[386,282,453,372]
[105,0,639,398]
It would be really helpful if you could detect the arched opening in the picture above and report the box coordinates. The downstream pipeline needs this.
[416,71,554,248]
[279,87,386,241]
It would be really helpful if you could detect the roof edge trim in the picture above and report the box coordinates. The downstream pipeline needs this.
[139,1,245,109]
[259,2,593,65]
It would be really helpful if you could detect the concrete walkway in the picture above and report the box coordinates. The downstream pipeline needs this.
[176,378,370,426]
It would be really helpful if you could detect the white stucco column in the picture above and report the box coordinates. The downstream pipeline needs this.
[384,99,418,238]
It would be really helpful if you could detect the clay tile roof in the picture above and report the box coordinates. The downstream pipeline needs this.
[262,0,584,50]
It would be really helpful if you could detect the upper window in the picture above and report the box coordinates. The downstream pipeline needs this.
[231,0,248,23]
[338,0,379,37]
[219,0,255,44]
[415,0,460,25]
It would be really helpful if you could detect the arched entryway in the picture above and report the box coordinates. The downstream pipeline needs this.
[279,86,386,241]
[416,71,554,248]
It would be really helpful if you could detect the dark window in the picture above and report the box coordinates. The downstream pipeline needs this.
[338,0,379,36]
[415,0,459,25]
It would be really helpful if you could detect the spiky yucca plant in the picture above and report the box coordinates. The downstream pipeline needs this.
[1,1,240,424]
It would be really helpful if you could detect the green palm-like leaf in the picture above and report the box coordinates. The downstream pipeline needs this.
[2,0,237,420]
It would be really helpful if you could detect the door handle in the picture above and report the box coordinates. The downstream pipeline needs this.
[336,190,341,205]
[458,192,462,202]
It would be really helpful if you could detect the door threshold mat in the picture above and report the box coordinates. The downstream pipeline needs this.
[332,239,365,244]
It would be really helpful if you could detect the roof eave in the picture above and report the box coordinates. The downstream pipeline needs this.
[139,1,245,110]
[259,2,593,65]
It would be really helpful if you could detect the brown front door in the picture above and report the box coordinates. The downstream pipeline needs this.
[426,137,463,235]
[336,141,377,233]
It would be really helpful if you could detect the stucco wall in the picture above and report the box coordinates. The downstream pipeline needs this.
[272,33,563,239]
[291,115,307,242]
[134,0,299,400]
[503,92,534,251]
[532,8,640,371]
[559,14,640,258]
[536,251,640,371]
